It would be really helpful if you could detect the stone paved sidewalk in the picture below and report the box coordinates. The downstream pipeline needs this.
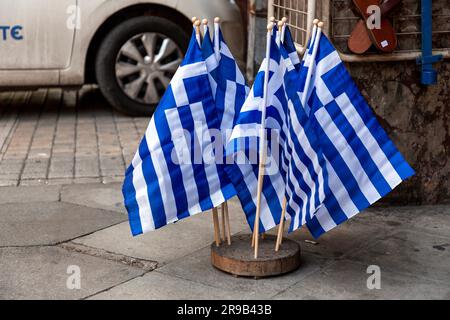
[0,87,147,187]
[0,88,449,300]
[0,182,449,300]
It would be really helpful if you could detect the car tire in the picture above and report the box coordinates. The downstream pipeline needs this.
[95,16,189,116]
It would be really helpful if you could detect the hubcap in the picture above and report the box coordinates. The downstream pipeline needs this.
[115,32,183,105]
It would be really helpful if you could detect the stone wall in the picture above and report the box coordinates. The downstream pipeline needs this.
[248,0,449,204]
[348,60,449,205]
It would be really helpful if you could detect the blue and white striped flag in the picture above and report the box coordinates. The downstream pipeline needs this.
[227,27,326,233]
[279,39,328,233]
[226,28,287,233]
[202,23,249,131]
[122,29,236,236]
[299,32,415,237]
[281,24,301,70]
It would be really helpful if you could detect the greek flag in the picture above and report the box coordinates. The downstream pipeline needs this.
[226,28,286,233]
[122,29,236,236]
[202,23,249,131]
[281,24,301,70]
[300,32,415,237]
[227,27,326,233]
[280,38,327,233]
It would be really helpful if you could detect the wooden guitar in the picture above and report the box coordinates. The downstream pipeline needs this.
[348,0,401,54]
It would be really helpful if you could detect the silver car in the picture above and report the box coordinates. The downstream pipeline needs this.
[0,0,245,115]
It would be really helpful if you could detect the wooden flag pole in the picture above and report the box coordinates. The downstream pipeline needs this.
[209,16,232,246]
[221,204,226,241]
[194,20,202,46]
[275,197,287,251]
[252,23,274,259]
[276,20,284,47]
[274,18,287,252]
[213,17,221,61]
[202,18,208,37]
[202,17,221,247]
[280,17,288,44]
[223,201,231,245]
[212,207,221,246]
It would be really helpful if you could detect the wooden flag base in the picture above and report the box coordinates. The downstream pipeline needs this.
[211,234,301,278]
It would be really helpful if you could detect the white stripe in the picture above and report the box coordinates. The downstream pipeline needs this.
[288,52,300,65]
[239,163,276,231]
[145,118,178,224]
[131,155,155,232]
[324,157,360,218]
[314,205,337,233]
[171,62,208,106]
[221,80,237,130]
[235,64,246,85]
[190,102,226,206]
[165,107,202,215]
[316,108,380,203]
[316,107,381,204]
[229,123,261,141]
[284,57,295,71]
[287,160,309,229]
[214,23,220,61]
[288,100,323,217]
[205,54,219,72]
[220,42,233,59]
[241,94,262,113]
[173,61,209,79]
[335,93,403,189]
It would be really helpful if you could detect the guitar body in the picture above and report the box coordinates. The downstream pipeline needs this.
[350,0,399,53]
[348,18,373,54]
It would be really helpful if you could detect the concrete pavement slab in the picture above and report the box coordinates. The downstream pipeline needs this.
[61,183,126,213]
[0,185,61,204]
[157,245,331,299]
[0,202,126,246]
[273,260,450,300]
[404,205,450,237]
[355,205,450,235]
[346,230,450,283]
[0,246,144,300]
[284,216,395,259]
[72,198,249,264]
[88,271,245,300]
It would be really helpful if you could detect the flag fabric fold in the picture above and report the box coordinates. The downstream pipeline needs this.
[122,29,236,236]
[123,21,414,241]
[226,26,327,234]
[279,31,328,233]
[298,32,415,237]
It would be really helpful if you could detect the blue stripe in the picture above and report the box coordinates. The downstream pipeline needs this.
[181,29,203,66]
[139,138,166,228]
[322,62,415,182]
[324,100,391,197]
[122,165,143,236]
[344,83,415,181]
[314,120,371,211]
[177,104,214,212]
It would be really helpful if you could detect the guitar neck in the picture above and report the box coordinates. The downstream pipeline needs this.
[380,0,402,16]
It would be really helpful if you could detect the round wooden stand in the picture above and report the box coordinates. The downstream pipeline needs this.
[211,234,301,278]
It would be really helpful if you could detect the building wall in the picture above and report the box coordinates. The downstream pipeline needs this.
[348,60,449,205]
[247,0,450,204]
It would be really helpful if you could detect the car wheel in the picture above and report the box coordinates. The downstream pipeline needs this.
[95,16,189,116]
